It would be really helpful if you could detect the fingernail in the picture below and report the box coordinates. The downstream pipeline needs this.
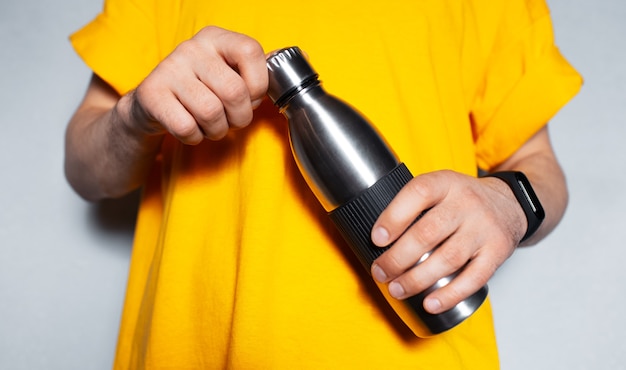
[424,298,442,313]
[372,264,388,283]
[388,281,405,299]
[371,226,390,246]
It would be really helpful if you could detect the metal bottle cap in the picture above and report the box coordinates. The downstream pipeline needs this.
[266,47,318,106]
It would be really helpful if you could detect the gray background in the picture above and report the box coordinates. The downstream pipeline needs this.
[0,0,623,369]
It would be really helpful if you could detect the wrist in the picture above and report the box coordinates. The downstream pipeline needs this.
[110,92,165,167]
[484,171,545,242]
[115,90,165,138]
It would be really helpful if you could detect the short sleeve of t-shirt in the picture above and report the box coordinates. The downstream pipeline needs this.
[70,0,159,95]
[470,0,582,170]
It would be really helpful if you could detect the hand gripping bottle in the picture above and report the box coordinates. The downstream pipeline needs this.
[266,47,488,337]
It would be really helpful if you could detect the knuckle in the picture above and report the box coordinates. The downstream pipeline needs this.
[170,117,199,139]
[407,179,432,200]
[386,253,405,274]
[412,218,440,247]
[197,100,225,124]
[438,246,468,270]
[229,111,253,129]
[401,269,430,296]
[377,251,406,277]
[135,79,162,106]
[199,25,221,34]
[196,26,227,42]
[237,37,264,59]
[220,80,248,104]
[413,227,436,249]
[204,123,229,140]
[173,39,201,59]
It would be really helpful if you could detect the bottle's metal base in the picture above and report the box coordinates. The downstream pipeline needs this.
[330,163,488,337]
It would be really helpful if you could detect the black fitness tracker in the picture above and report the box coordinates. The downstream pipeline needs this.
[484,171,545,242]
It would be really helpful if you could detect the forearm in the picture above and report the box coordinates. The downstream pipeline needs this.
[64,79,163,201]
[492,125,568,246]
[65,28,270,201]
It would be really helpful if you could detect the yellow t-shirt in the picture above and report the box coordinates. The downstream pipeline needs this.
[71,1,581,369]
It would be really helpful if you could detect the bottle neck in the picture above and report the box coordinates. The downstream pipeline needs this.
[275,76,321,110]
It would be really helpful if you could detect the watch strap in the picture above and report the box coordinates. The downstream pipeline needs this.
[484,171,545,242]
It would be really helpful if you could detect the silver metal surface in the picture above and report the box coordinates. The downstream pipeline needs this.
[267,47,399,210]
[267,47,318,105]
[266,47,487,336]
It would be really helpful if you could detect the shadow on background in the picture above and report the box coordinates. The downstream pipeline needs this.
[87,190,141,244]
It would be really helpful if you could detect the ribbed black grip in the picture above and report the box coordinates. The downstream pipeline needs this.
[328,163,488,335]
[329,163,413,270]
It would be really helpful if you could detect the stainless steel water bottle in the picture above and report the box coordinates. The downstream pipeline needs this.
[266,46,488,337]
